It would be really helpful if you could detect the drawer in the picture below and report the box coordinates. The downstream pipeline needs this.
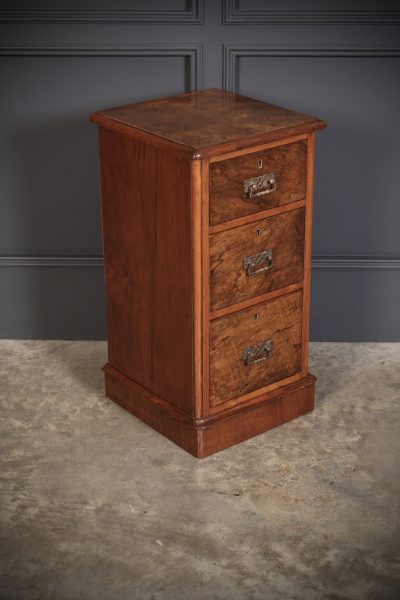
[210,208,305,311]
[209,140,307,226]
[209,290,302,406]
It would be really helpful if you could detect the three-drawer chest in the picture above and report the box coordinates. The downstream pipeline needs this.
[90,88,326,458]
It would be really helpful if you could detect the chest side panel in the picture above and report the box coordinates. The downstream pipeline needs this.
[99,128,194,414]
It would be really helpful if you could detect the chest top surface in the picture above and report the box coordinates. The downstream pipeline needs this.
[90,88,326,156]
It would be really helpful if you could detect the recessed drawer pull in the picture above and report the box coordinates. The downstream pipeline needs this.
[244,173,276,199]
[242,339,273,366]
[243,249,273,277]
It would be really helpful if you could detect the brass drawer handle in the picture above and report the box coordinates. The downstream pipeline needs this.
[242,339,273,366]
[243,249,273,277]
[244,173,276,198]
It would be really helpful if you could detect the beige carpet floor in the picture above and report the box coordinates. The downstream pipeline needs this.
[1,341,399,600]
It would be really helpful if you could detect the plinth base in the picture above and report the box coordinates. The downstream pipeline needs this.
[104,364,316,458]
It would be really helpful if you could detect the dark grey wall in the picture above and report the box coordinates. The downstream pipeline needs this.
[1,0,400,341]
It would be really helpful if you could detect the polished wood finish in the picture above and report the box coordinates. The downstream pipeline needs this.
[192,159,203,419]
[104,363,199,456]
[90,116,196,159]
[209,290,303,406]
[210,140,307,225]
[301,133,316,376]
[210,282,303,321]
[92,88,326,457]
[209,199,306,235]
[210,208,305,310]
[199,375,316,457]
[201,158,211,419]
[99,127,193,414]
[208,134,307,163]
[91,88,325,159]
[105,363,315,458]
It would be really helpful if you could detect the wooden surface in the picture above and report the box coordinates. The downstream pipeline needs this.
[199,375,315,457]
[201,158,211,418]
[301,133,316,376]
[191,160,203,420]
[104,363,199,457]
[210,282,303,321]
[94,89,324,456]
[210,207,305,310]
[209,140,308,225]
[105,363,315,458]
[209,290,303,406]
[209,199,306,234]
[99,127,194,415]
[91,88,326,159]
[208,134,307,163]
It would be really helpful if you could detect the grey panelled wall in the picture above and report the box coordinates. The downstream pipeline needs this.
[0,0,399,341]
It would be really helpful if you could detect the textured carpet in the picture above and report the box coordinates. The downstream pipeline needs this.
[0,341,399,600]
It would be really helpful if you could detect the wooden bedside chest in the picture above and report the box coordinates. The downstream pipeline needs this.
[90,88,326,458]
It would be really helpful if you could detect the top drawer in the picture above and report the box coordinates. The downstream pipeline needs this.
[209,140,307,226]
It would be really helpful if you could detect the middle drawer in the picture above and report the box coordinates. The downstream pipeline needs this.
[210,207,305,311]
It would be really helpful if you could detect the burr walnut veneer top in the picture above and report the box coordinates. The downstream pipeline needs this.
[90,88,326,158]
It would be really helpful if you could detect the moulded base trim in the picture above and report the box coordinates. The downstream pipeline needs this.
[103,363,316,458]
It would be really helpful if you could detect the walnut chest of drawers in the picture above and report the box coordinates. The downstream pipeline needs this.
[90,88,326,458]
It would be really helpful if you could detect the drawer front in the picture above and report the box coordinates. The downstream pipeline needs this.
[210,140,307,226]
[209,291,302,406]
[210,208,305,311]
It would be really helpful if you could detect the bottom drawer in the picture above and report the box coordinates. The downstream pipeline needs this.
[209,290,303,407]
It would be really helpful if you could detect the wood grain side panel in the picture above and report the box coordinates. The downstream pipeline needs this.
[100,128,153,390]
[99,127,194,414]
[152,142,193,412]
[209,140,307,225]
[210,208,305,311]
[209,290,303,406]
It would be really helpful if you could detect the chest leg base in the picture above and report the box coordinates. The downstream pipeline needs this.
[104,363,315,458]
